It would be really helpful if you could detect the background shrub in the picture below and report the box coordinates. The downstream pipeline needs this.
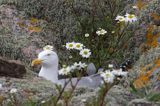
[0,0,140,69]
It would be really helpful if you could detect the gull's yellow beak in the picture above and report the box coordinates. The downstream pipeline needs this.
[31,59,43,67]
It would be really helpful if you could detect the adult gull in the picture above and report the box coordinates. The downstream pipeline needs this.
[32,50,102,88]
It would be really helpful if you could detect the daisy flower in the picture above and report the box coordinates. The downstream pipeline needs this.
[81,99,87,102]
[66,42,75,50]
[100,71,115,83]
[71,61,87,70]
[132,6,138,9]
[41,101,46,104]
[96,28,107,36]
[108,64,114,68]
[125,13,137,23]
[115,15,125,22]
[69,55,73,59]
[43,45,53,51]
[111,31,115,34]
[112,69,128,77]
[74,43,83,50]
[85,33,89,37]
[10,88,18,93]
[59,66,72,75]
[80,49,91,58]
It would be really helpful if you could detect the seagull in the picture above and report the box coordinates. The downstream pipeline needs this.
[32,50,102,88]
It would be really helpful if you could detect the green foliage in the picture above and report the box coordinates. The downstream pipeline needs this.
[65,0,137,68]
[1,0,156,106]
[146,92,160,102]
[129,86,149,98]
[1,0,70,22]
[0,30,25,60]
[22,100,37,106]
[0,0,138,68]
[85,97,99,106]
[140,0,160,24]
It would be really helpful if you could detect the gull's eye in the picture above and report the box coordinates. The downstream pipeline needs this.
[46,54,51,56]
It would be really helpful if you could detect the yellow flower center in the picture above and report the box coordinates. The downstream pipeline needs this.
[69,44,73,47]
[105,73,110,77]
[76,44,80,48]
[83,51,88,55]
[100,30,103,33]
[119,18,124,21]
[45,47,50,49]
[128,15,134,19]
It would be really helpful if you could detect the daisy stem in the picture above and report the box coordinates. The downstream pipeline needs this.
[64,77,81,106]
[99,84,109,106]
[54,79,71,105]
[99,80,119,106]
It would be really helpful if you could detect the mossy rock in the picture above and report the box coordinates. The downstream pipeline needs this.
[140,0,160,24]
[0,76,57,106]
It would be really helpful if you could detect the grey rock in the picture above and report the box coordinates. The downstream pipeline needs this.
[71,85,137,106]
[128,99,160,106]
[87,63,96,75]
[106,85,136,106]
[0,76,57,106]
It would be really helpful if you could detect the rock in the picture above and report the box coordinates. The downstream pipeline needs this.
[105,85,137,106]
[0,4,58,64]
[87,63,96,76]
[71,85,137,106]
[0,57,26,78]
[71,88,97,106]
[0,76,56,106]
[128,99,160,106]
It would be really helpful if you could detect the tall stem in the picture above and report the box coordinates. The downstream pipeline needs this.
[65,77,81,105]
[54,79,71,105]
[99,84,109,106]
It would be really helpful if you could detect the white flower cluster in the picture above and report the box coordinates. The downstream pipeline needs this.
[59,61,87,75]
[108,64,114,68]
[66,42,82,50]
[112,69,128,77]
[43,45,53,51]
[132,6,138,9]
[115,13,137,23]
[71,61,87,70]
[85,33,89,37]
[41,100,46,104]
[100,71,115,83]
[59,66,71,75]
[66,42,91,58]
[10,88,18,94]
[100,65,128,83]
[96,28,107,36]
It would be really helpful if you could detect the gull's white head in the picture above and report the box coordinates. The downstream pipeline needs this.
[32,50,58,67]
[32,49,59,83]
[38,50,58,67]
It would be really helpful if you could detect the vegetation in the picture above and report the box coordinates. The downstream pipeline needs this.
[0,0,160,106]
